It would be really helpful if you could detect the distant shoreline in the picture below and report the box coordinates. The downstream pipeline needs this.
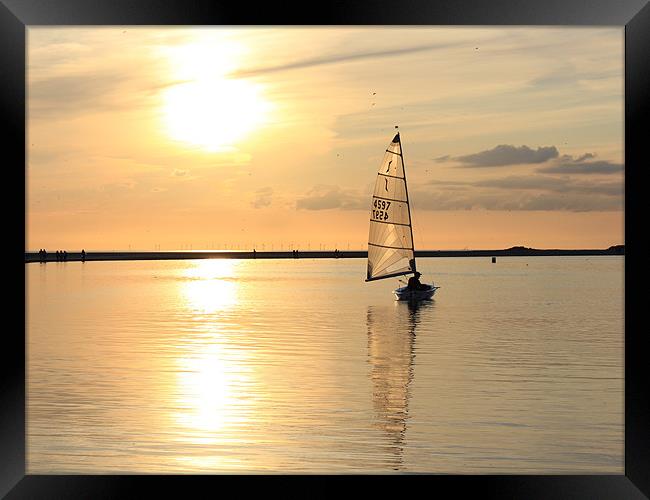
[25,245,624,263]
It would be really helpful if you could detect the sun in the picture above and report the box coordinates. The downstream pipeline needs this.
[162,79,270,152]
[160,33,272,152]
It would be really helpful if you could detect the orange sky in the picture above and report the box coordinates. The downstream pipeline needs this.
[26,27,624,251]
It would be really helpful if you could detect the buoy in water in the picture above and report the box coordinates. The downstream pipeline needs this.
[491,257,496,263]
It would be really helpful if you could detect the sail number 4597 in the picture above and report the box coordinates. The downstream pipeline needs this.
[372,198,391,221]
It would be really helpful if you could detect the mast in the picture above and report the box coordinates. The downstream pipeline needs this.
[396,131,417,273]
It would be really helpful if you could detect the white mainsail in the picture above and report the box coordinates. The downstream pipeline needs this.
[366,132,416,281]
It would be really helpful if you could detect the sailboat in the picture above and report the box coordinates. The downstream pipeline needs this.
[365,131,439,301]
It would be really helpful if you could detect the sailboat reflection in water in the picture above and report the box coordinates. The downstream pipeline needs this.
[366,299,433,470]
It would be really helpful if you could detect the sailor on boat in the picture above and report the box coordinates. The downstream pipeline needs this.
[407,272,429,291]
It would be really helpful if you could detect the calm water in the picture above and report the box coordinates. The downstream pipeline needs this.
[26,256,624,473]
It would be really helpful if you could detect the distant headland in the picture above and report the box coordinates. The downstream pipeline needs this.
[25,245,624,263]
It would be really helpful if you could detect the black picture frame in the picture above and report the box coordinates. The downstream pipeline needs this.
[5,0,648,497]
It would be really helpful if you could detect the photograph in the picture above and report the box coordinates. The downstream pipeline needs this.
[23,25,627,475]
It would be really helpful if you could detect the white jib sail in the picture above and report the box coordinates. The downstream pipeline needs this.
[366,133,416,281]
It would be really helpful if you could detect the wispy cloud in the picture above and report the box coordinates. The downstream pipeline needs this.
[436,146,622,175]
[28,69,161,120]
[231,41,461,78]
[296,185,366,211]
[418,174,622,211]
[29,72,128,118]
[454,144,559,167]
[412,189,622,212]
[251,187,273,208]
[475,175,623,195]
[527,65,621,91]
[573,153,596,162]
[537,158,623,175]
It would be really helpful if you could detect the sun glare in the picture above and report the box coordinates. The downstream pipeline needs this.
[174,338,253,442]
[183,259,236,280]
[160,34,272,152]
[181,260,239,313]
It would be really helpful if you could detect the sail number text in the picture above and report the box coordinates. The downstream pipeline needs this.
[372,198,391,221]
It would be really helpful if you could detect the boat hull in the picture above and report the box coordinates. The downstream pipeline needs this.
[393,284,439,301]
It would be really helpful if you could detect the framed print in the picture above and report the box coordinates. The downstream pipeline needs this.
[5,0,649,497]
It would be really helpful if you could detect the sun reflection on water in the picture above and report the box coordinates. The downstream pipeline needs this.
[173,259,255,463]
[174,339,252,440]
[181,260,238,314]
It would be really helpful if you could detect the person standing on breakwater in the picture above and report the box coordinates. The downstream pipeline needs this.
[63,250,68,261]
[55,250,59,261]
[253,249,256,259]
[81,249,86,262]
